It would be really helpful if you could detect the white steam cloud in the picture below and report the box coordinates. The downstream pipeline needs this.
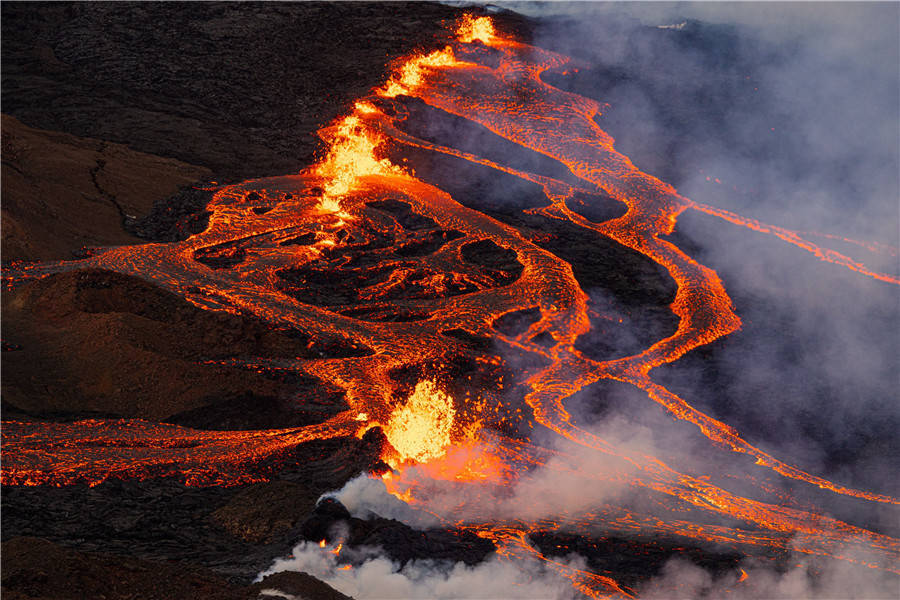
[257,4,898,598]
[328,413,665,529]
[257,540,582,600]
[642,550,898,600]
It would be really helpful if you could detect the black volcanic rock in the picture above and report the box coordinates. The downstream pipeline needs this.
[1,536,247,600]
[1,2,472,179]
[300,498,496,567]
[492,306,543,337]
[211,481,327,545]
[249,571,353,600]
[530,531,745,593]
[126,184,216,243]
[303,498,355,537]
[1,435,388,581]
[1,536,349,600]
[207,434,385,545]
[367,199,439,231]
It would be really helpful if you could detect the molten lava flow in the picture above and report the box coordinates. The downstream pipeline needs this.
[689,201,900,284]
[0,417,359,487]
[380,47,459,99]
[484,528,636,599]
[3,12,898,598]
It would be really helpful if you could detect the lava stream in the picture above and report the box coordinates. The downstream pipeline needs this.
[2,13,898,598]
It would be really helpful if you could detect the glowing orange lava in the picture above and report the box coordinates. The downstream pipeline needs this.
[3,13,898,598]
[456,14,496,44]
[315,108,404,211]
[382,380,457,466]
[380,47,459,99]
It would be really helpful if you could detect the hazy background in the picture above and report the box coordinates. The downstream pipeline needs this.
[263,3,900,597]
[483,1,900,501]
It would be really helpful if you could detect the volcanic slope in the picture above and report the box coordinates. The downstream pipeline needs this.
[3,9,899,600]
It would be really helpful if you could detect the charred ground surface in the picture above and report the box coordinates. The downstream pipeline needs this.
[0,2,498,598]
[1,1,490,180]
[1,435,387,582]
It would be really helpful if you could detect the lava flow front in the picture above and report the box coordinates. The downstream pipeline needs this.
[3,13,898,598]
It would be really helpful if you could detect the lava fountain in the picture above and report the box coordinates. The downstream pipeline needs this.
[3,13,898,598]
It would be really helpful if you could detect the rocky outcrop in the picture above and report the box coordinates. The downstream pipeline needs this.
[300,498,495,567]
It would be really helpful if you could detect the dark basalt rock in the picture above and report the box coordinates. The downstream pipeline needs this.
[304,497,354,531]
[276,248,517,307]
[1,2,475,180]
[211,481,331,545]
[164,390,349,431]
[1,435,387,581]
[193,239,252,269]
[441,328,493,350]
[565,191,627,224]
[2,536,350,600]
[492,306,542,337]
[279,232,318,246]
[249,571,353,600]
[395,229,465,257]
[461,239,524,285]
[529,531,745,593]
[1,536,248,600]
[300,498,496,567]
[126,184,215,243]
[395,97,580,186]
[367,199,439,231]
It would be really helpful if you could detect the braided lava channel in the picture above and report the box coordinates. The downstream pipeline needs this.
[3,14,898,598]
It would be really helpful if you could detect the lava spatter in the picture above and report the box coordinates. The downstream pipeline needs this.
[382,380,457,465]
[3,13,898,598]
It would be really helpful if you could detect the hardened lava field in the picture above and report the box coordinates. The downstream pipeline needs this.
[3,9,899,599]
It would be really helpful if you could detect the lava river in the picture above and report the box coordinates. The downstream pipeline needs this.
[3,14,898,598]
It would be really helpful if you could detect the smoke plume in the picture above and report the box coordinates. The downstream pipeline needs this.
[257,539,583,599]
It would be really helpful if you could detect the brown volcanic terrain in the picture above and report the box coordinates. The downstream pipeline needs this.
[2,536,248,600]
[1,268,355,423]
[1,114,210,262]
[1,2,492,599]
